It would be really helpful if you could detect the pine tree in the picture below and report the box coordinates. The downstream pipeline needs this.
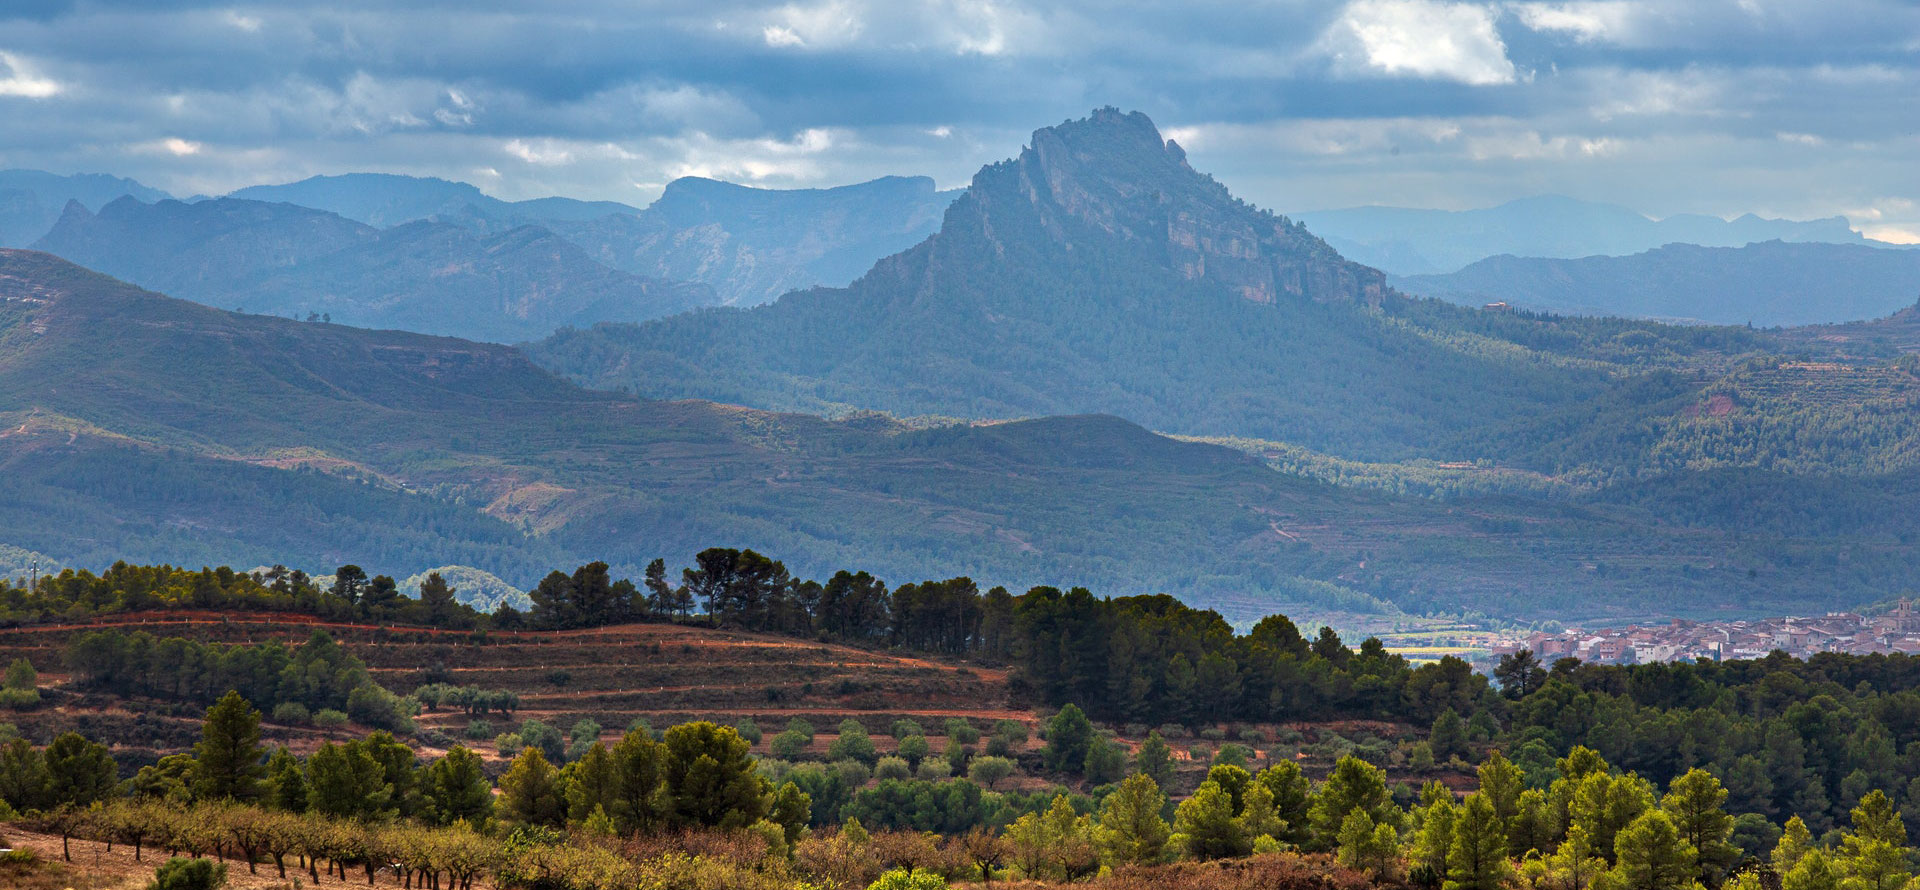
[1173,780,1249,860]
[1310,754,1395,848]
[1839,790,1909,890]
[264,746,307,813]
[1236,781,1285,847]
[1412,787,1459,885]
[44,731,117,808]
[499,747,566,827]
[1773,816,1816,873]
[421,745,492,827]
[565,741,618,824]
[1662,767,1737,885]
[1043,705,1094,774]
[306,740,392,820]
[1610,810,1698,890]
[193,690,265,802]
[1447,793,1511,890]
[1137,730,1174,788]
[1257,760,1314,846]
[1432,709,1469,761]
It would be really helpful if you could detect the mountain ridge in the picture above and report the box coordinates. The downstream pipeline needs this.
[1394,240,1920,327]
[1297,194,1873,275]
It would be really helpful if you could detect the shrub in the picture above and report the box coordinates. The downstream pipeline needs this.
[944,719,980,746]
[868,868,948,890]
[0,688,40,710]
[890,719,924,740]
[149,856,228,890]
[967,756,1017,790]
[270,702,310,725]
[495,732,525,755]
[546,670,572,687]
[772,730,811,761]
[897,735,931,768]
[734,719,763,745]
[465,719,494,740]
[916,759,951,781]
[829,720,878,765]
[312,709,349,729]
[785,718,815,740]
[1157,723,1190,739]
[1199,727,1228,742]
[874,756,912,781]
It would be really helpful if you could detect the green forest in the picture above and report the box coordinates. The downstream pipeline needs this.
[10,559,1920,890]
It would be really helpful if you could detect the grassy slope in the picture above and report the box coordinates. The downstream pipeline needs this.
[6,250,1920,622]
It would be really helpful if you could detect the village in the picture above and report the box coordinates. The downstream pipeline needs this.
[1494,600,1920,665]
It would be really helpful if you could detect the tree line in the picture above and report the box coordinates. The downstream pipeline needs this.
[8,686,1920,890]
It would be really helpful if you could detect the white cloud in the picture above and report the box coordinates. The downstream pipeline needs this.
[0,52,62,99]
[1509,2,1637,43]
[223,10,264,33]
[1324,0,1517,85]
[762,1,865,49]
[763,26,806,47]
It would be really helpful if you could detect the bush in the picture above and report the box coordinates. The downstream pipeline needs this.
[868,868,948,890]
[772,730,811,760]
[734,719,763,745]
[270,702,311,725]
[1199,727,1228,741]
[829,720,878,765]
[897,735,930,768]
[495,732,524,755]
[944,719,980,746]
[546,670,571,687]
[313,709,349,729]
[916,758,951,781]
[874,756,912,781]
[149,856,227,890]
[465,719,494,740]
[0,688,40,710]
[890,719,924,740]
[967,756,1017,790]
[1157,723,1191,739]
[785,718,815,740]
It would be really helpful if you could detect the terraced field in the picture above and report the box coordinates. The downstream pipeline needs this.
[0,613,1021,763]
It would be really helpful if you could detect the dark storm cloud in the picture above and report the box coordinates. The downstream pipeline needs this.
[1,0,1917,239]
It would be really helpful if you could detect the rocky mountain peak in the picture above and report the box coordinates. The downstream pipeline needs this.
[959,108,1390,307]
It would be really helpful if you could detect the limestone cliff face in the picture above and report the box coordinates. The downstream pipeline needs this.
[949,107,1390,307]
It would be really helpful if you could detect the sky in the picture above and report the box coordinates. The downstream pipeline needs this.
[2,0,1917,242]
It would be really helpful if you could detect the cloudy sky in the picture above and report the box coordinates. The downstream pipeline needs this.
[3,0,1918,241]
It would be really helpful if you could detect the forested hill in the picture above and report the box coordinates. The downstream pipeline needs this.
[521,110,1739,463]
[11,248,1920,621]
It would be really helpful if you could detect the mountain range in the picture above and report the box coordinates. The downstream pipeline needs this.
[1396,240,1920,327]
[8,109,1920,624]
[31,197,716,343]
[1297,195,1875,276]
[0,170,171,248]
[7,245,1920,625]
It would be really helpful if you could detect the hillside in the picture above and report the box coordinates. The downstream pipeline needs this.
[550,175,957,306]
[0,614,1018,763]
[225,171,957,307]
[1395,241,1920,326]
[30,197,715,341]
[8,249,1920,620]
[0,169,170,247]
[1296,194,1871,276]
[526,109,1652,462]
